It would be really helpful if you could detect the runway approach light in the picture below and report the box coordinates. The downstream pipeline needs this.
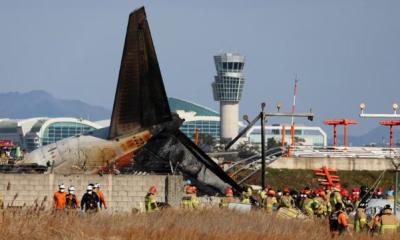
[360,103,366,113]
[308,108,314,121]
[393,103,399,113]
[276,102,283,112]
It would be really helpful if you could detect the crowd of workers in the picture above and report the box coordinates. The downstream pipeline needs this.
[53,183,107,213]
[145,181,399,237]
[144,180,200,212]
[54,180,398,236]
[224,183,398,237]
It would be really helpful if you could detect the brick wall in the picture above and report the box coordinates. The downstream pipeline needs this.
[0,174,183,212]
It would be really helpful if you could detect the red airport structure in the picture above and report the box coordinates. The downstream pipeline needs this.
[314,166,340,187]
[379,120,400,147]
[323,119,357,147]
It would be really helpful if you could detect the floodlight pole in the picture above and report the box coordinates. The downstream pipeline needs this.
[396,166,399,215]
[359,103,400,214]
[260,103,266,190]
[392,160,400,215]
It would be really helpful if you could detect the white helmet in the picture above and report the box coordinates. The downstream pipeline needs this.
[95,183,100,188]
[68,186,75,192]
[59,184,65,192]
[87,185,93,191]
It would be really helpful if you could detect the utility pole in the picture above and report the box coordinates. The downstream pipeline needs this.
[359,103,400,214]
[260,103,266,190]
[392,159,400,215]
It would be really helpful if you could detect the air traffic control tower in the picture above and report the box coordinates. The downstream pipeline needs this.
[212,53,245,143]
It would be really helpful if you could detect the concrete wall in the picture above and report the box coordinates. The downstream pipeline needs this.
[0,174,183,212]
[269,157,395,171]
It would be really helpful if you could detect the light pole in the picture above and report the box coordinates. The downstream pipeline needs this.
[260,103,266,190]
[392,159,400,215]
[359,103,400,214]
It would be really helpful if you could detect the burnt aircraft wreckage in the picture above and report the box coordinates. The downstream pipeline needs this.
[16,7,242,195]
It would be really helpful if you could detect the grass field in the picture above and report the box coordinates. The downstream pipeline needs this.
[242,169,397,190]
[0,208,398,240]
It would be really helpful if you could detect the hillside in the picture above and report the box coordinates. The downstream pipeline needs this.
[0,90,111,120]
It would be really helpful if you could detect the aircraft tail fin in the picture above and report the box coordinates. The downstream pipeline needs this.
[109,7,171,139]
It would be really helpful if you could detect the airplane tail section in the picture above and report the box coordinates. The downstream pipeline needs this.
[109,7,171,139]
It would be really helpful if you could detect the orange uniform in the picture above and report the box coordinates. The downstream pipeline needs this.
[338,212,349,227]
[97,190,107,209]
[53,191,67,209]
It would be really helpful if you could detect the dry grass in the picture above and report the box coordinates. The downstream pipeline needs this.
[0,208,398,240]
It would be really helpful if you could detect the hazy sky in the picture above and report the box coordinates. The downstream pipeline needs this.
[0,0,399,135]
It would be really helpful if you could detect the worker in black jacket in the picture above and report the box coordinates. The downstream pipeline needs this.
[81,185,99,213]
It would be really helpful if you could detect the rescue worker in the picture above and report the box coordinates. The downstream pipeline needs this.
[219,187,235,208]
[145,186,159,212]
[340,188,353,213]
[360,185,370,200]
[241,187,252,204]
[280,187,294,209]
[329,183,343,209]
[351,188,361,208]
[290,190,302,209]
[81,185,99,213]
[313,190,328,217]
[329,202,349,236]
[259,188,267,206]
[378,204,399,236]
[66,186,80,209]
[181,185,199,209]
[302,188,315,217]
[276,189,283,205]
[53,184,67,210]
[368,210,382,236]
[265,189,278,213]
[324,186,332,213]
[184,180,192,192]
[354,202,367,233]
[298,192,307,210]
[95,183,107,210]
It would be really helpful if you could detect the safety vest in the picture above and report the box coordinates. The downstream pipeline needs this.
[280,195,294,208]
[380,214,399,234]
[265,197,277,213]
[303,198,315,216]
[259,191,267,205]
[241,197,251,204]
[354,208,367,232]
[220,196,234,208]
[53,191,67,209]
[66,194,79,209]
[329,191,342,207]
[329,211,346,234]
[313,197,328,216]
[182,193,198,209]
[145,193,158,212]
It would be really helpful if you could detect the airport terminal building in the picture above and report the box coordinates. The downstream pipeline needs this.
[0,98,327,151]
[0,117,103,152]
[0,98,223,151]
[168,97,221,141]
